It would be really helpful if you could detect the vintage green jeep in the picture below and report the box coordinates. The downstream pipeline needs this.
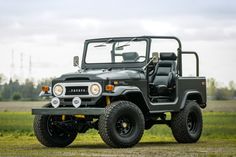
[32,36,206,148]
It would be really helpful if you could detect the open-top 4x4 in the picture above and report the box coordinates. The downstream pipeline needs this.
[32,36,206,148]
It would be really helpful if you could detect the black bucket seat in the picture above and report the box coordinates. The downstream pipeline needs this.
[150,52,177,97]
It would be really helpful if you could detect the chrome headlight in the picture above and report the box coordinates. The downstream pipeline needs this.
[90,84,101,96]
[53,84,64,96]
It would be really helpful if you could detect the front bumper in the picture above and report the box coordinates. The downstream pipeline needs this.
[32,107,105,115]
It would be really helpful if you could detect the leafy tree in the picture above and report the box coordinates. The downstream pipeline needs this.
[207,78,217,98]
[12,92,21,100]
[215,88,231,100]
[0,77,54,101]
[2,82,12,100]
[228,80,236,99]
[0,73,6,85]
[228,80,236,91]
[1,79,21,100]
[21,79,38,100]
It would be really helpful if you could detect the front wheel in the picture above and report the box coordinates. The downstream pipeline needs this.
[98,101,145,148]
[33,115,77,147]
[171,101,202,143]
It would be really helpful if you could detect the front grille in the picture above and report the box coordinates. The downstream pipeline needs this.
[65,86,89,95]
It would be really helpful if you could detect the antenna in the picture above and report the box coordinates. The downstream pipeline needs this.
[10,49,15,79]
[20,52,24,80]
[29,55,32,78]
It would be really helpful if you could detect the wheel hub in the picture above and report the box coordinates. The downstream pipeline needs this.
[116,117,133,136]
[122,122,128,128]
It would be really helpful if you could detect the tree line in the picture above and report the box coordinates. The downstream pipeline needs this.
[0,74,52,101]
[0,74,235,101]
[207,78,236,100]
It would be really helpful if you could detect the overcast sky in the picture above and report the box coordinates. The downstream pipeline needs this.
[0,0,235,85]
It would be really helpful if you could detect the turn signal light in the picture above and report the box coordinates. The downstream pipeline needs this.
[42,86,49,92]
[105,84,114,92]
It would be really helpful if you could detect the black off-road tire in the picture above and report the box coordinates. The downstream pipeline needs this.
[33,115,77,147]
[171,101,202,143]
[98,101,145,148]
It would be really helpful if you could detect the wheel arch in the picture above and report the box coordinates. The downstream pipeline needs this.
[102,86,150,115]
[180,90,206,109]
[123,91,149,114]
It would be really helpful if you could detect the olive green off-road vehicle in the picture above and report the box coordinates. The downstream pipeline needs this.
[32,36,206,148]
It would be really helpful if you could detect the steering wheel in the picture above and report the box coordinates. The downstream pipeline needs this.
[134,56,145,62]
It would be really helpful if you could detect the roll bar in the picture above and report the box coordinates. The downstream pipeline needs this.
[144,36,199,77]
[181,51,199,76]
[144,36,182,76]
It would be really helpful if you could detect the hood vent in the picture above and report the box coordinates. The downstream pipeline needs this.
[65,77,90,81]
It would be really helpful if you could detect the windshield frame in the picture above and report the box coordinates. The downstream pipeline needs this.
[81,37,150,69]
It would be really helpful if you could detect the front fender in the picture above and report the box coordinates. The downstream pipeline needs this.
[102,86,150,112]
[102,86,142,96]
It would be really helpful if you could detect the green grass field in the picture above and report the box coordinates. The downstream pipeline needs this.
[0,100,236,156]
[0,112,236,140]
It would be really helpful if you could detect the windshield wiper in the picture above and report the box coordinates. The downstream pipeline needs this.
[115,38,137,50]
[94,39,113,47]
[115,44,130,50]
[94,44,106,47]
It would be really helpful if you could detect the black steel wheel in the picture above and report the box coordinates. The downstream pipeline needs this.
[34,115,77,147]
[116,116,134,137]
[171,101,202,143]
[187,111,198,134]
[98,101,145,148]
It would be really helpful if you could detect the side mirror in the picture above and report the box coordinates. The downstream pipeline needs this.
[73,56,79,67]
[152,52,159,63]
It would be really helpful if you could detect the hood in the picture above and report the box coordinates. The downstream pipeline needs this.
[58,69,145,81]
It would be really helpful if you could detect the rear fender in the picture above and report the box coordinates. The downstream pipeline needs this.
[180,90,206,109]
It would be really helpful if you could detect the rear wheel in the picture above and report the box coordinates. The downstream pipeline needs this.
[98,101,145,148]
[34,115,77,147]
[171,101,202,143]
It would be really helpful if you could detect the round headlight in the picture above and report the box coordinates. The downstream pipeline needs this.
[53,85,64,96]
[90,84,101,95]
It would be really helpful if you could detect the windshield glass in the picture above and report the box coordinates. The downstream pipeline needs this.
[85,39,147,64]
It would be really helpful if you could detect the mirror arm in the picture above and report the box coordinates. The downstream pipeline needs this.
[142,56,157,71]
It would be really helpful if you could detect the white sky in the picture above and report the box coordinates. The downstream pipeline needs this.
[0,0,236,85]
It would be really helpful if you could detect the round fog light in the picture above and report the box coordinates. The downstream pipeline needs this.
[72,97,81,108]
[51,97,60,108]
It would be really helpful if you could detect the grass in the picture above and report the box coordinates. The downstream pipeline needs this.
[0,100,236,156]
[0,112,33,134]
[0,112,236,140]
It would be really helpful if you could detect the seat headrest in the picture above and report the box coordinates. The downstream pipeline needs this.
[160,53,177,60]
[122,52,139,62]
[159,61,174,67]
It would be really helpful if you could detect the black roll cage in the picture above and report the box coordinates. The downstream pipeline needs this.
[81,36,199,77]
